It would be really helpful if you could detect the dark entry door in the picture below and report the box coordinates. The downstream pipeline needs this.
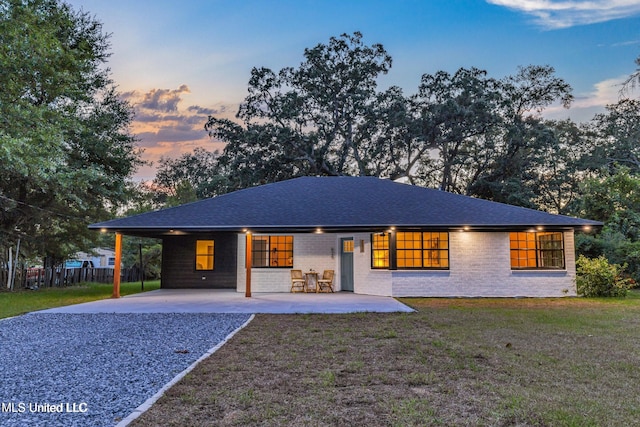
[340,238,354,291]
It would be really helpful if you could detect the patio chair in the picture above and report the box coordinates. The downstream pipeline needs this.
[290,269,306,293]
[317,270,334,293]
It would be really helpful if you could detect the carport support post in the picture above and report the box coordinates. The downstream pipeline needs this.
[112,232,122,298]
[245,231,252,298]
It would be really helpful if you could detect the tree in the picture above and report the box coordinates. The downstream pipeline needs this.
[0,0,141,265]
[410,67,503,192]
[579,168,640,240]
[353,85,421,181]
[621,54,640,97]
[206,32,392,188]
[575,168,640,280]
[587,99,640,174]
[203,33,582,217]
[470,65,574,208]
[153,147,229,201]
[528,120,592,214]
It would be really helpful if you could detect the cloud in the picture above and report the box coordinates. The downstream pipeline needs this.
[543,74,637,121]
[572,75,627,108]
[118,85,237,180]
[487,0,640,29]
[140,84,190,112]
[188,105,227,115]
[136,127,208,145]
[610,39,640,47]
[132,111,165,123]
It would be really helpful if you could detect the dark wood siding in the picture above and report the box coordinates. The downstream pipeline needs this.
[161,233,237,289]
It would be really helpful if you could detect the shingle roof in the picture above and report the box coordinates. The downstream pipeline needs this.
[90,176,601,235]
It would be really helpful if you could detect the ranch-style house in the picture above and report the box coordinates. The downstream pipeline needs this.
[90,176,601,297]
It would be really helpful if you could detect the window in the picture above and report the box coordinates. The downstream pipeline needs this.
[510,232,565,269]
[371,231,449,270]
[252,235,293,268]
[397,232,449,269]
[196,240,214,270]
[396,232,421,268]
[372,233,389,268]
[423,232,449,268]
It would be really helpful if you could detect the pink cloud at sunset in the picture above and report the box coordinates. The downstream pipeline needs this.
[120,85,237,180]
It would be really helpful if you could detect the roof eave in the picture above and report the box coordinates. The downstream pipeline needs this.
[89,222,602,237]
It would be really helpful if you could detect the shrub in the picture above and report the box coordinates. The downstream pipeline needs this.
[575,232,640,283]
[576,255,633,297]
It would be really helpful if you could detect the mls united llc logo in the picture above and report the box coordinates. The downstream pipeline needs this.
[2,402,88,414]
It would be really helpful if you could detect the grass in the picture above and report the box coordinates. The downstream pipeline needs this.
[131,291,640,427]
[0,280,160,318]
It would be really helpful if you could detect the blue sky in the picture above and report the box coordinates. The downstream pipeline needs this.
[66,0,640,179]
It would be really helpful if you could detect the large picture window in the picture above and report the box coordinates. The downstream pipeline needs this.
[195,240,214,270]
[252,235,294,268]
[510,232,565,269]
[371,231,449,270]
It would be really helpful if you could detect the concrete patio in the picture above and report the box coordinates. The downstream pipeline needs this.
[37,289,414,314]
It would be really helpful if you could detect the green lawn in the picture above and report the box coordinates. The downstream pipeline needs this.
[131,291,640,427]
[0,281,160,318]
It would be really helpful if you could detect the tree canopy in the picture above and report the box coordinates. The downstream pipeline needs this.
[0,0,141,264]
[204,33,577,212]
[205,32,393,189]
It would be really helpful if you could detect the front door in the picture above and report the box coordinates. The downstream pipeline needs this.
[340,237,354,291]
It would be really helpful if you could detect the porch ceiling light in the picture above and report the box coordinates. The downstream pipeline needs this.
[315,228,323,234]
[463,226,470,231]
[167,229,187,235]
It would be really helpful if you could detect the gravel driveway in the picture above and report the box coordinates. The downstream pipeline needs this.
[0,312,252,427]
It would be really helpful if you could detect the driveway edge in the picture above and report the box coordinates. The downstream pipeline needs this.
[116,314,256,427]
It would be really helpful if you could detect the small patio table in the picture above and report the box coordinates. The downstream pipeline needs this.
[304,271,319,293]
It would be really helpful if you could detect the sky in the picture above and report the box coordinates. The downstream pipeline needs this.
[65,0,640,180]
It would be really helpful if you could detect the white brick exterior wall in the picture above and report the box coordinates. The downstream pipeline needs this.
[389,231,576,297]
[351,232,392,296]
[236,230,577,297]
